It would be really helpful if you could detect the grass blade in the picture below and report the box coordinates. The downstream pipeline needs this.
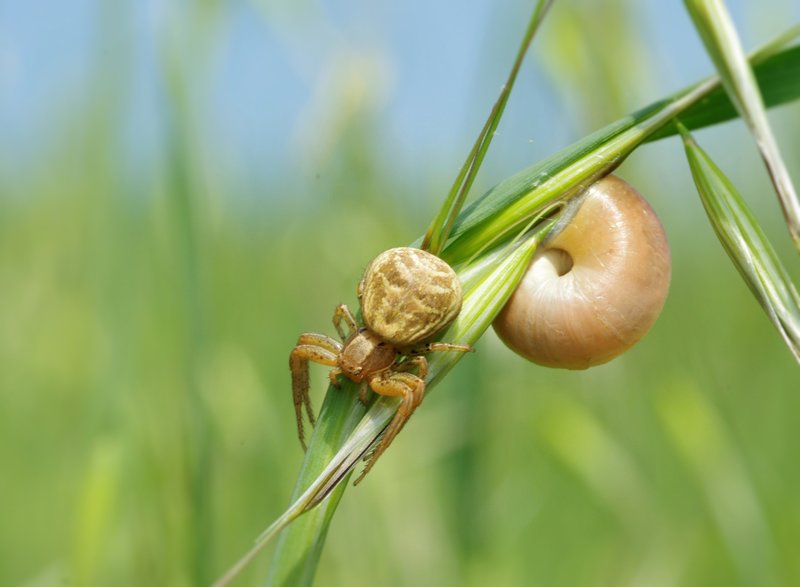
[657,383,780,584]
[261,382,368,587]
[421,0,554,255]
[684,0,800,251]
[442,85,706,263]
[216,221,553,586]
[646,41,800,142]
[444,33,800,265]
[680,125,800,363]
[217,24,800,587]
[214,380,379,587]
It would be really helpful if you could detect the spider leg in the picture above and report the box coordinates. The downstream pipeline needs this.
[328,367,343,388]
[357,381,370,404]
[332,304,359,341]
[289,335,341,451]
[409,341,474,355]
[296,332,344,396]
[353,371,425,484]
[394,355,428,379]
[297,333,343,354]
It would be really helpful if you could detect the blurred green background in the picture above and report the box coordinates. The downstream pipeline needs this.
[2,1,800,586]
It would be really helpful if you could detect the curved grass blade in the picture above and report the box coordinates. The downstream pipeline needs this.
[217,23,800,587]
[680,125,800,363]
[646,41,800,142]
[212,382,381,587]
[214,224,552,586]
[421,0,554,255]
[684,0,800,251]
[657,384,781,584]
[442,84,709,264]
[443,32,800,265]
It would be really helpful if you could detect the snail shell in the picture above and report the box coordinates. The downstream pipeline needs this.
[492,175,671,369]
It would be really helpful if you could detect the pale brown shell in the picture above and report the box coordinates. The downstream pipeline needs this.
[358,247,462,347]
[493,175,671,369]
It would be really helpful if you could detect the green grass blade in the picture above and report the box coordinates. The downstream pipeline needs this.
[219,24,800,587]
[646,42,800,142]
[161,50,216,587]
[421,0,553,255]
[443,35,800,265]
[684,0,800,251]
[216,221,553,586]
[680,126,800,363]
[657,384,780,584]
[442,87,703,264]
[261,383,368,587]
[214,380,376,587]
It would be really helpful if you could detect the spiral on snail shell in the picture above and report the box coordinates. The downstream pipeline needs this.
[492,175,671,370]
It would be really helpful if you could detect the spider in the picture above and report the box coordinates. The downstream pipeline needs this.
[289,247,473,482]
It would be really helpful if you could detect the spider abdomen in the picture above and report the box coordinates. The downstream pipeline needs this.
[358,247,462,347]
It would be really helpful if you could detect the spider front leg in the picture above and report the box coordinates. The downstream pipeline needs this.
[354,369,425,484]
[395,355,428,379]
[332,304,358,341]
[409,341,474,355]
[357,382,370,405]
[289,333,343,451]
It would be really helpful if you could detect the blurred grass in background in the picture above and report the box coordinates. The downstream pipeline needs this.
[1,1,799,586]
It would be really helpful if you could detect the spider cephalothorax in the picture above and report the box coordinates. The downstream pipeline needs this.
[289,247,472,481]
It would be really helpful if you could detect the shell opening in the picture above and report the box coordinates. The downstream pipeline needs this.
[542,248,574,277]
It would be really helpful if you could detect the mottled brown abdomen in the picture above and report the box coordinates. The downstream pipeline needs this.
[358,247,462,347]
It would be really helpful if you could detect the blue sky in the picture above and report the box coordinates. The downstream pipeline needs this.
[1,0,797,195]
